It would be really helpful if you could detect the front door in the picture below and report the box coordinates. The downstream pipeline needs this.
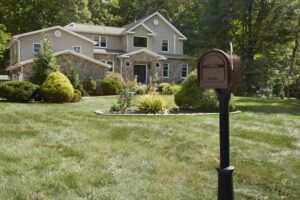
[134,65,146,84]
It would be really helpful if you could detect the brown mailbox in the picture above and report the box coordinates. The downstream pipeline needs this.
[197,49,242,88]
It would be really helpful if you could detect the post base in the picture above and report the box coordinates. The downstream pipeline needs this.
[216,166,235,200]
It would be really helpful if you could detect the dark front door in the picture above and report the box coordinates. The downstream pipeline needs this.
[134,65,146,83]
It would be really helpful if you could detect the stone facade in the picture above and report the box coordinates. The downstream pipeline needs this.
[18,53,107,86]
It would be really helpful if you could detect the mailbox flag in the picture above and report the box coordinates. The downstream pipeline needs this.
[230,42,233,70]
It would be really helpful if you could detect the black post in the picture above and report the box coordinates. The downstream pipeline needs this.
[215,88,234,200]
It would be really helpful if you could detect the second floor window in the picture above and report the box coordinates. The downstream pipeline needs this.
[94,36,107,48]
[163,63,169,78]
[33,43,41,53]
[134,36,147,48]
[162,40,169,52]
[73,46,81,53]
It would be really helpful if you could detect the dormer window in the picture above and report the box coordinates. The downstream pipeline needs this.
[73,46,81,54]
[133,36,147,48]
[93,36,107,48]
[162,40,169,52]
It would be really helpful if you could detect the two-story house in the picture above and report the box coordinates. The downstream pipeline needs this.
[7,12,191,84]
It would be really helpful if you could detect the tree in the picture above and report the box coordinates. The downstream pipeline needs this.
[31,36,60,85]
[0,24,10,74]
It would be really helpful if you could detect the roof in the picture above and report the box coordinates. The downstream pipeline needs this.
[6,50,109,71]
[9,26,96,46]
[159,53,190,59]
[65,23,126,36]
[126,23,156,36]
[119,49,167,60]
[94,49,125,55]
[123,12,187,40]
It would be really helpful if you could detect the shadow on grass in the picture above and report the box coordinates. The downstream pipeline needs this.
[235,97,300,115]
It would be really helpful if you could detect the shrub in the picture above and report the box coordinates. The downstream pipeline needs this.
[65,67,80,88]
[137,94,168,114]
[85,77,96,95]
[0,81,39,102]
[41,72,74,103]
[158,83,181,94]
[101,73,125,95]
[77,84,88,96]
[31,36,60,85]
[135,84,148,94]
[71,89,82,102]
[110,103,121,112]
[174,70,234,112]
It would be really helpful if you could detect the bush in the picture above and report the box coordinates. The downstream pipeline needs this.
[0,81,39,102]
[41,72,74,103]
[135,84,148,94]
[85,77,96,95]
[101,73,125,95]
[137,94,168,114]
[110,103,121,112]
[71,89,82,102]
[174,70,234,112]
[158,83,181,94]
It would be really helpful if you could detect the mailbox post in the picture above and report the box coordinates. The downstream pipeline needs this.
[197,49,242,200]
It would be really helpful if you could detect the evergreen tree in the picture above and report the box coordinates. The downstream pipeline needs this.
[31,36,60,85]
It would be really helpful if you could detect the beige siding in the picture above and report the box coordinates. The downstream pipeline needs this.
[10,42,19,65]
[19,28,94,62]
[144,16,183,55]
[75,32,123,50]
[127,25,154,52]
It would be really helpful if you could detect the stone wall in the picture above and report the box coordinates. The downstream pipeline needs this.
[20,53,107,87]
[94,54,121,73]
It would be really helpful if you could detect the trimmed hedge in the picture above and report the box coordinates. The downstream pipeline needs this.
[101,73,125,95]
[158,83,181,94]
[175,70,234,112]
[41,72,74,103]
[0,81,39,102]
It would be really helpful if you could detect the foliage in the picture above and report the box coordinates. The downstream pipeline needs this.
[137,94,168,114]
[64,67,80,89]
[0,24,10,59]
[71,89,82,103]
[84,77,96,95]
[41,72,74,103]
[135,84,148,95]
[110,103,121,112]
[158,83,181,94]
[31,36,60,85]
[117,87,134,112]
[174,71,234,112]
[0,81,39,102]
[101,73,125,95]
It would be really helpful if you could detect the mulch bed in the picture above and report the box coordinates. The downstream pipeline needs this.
[95,109,241,116]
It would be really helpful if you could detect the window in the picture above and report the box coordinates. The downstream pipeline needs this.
[101,60,114,72]
[163,63,169,78]
[33,43,41,53]
[94,36,107,48]
[181,64,188,78]
[133,36,147,47]
[162,40,169,52]
[73,46,81,53]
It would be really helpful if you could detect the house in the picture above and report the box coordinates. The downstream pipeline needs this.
[7,12,191,85]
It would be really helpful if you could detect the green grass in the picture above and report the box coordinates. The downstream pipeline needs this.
[0,96,299,200]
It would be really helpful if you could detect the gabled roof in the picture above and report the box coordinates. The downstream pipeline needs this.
[126,23,156,36]
[7,50,109,71]
[119,49,167,60]
[123,12,187,40]
[10,26,96,46]
[65,23,126,36]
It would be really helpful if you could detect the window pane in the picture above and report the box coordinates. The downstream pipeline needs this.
[73,46,81,53]
[33,43,41,53]
[100,37,107,47]
[93,36,100,47]
[163,64,169,78]
[134,37,147,47]
[162,40,168,52]
[182,64,188,77]
[107,61,114,72]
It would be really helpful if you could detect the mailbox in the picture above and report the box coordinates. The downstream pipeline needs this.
[197,49,242,88]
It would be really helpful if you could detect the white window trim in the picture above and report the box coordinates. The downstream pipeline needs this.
[163,63,169,78]
[133,36,148,48]
[161,39,169,52]
[106,60,114,73]
[93,35,107,48]
[181,64,188,78]
[33,43,41,54]
[73,46,82,54]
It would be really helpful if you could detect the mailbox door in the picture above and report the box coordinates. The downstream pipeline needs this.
[198,52,228,88]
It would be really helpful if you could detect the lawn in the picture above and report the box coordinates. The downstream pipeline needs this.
[0,96,299,200]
